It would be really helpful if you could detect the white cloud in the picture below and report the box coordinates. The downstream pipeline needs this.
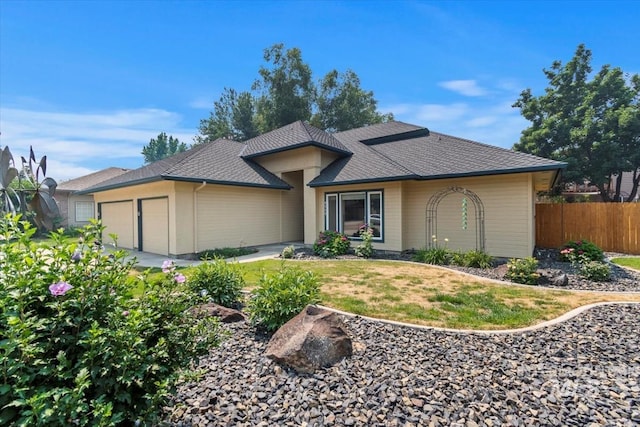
[438,80,488,97]
[383,99,527,149]
[0,106,196,181]
[189,98,213,109]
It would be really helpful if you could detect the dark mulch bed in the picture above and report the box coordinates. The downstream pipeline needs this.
[286,247,640,293]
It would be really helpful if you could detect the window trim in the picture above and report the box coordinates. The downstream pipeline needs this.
[324,190,384,242]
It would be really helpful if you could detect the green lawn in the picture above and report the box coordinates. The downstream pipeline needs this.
[611,257,640,271]
[171,259,640,330]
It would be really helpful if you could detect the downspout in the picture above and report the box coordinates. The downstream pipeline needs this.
[193,182,207,253]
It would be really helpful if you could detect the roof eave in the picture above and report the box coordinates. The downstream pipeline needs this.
[308,174,418,188]
[164,175,292,190]
[76,176,164,194]
[308,164,566,188]
[242,141,351,159]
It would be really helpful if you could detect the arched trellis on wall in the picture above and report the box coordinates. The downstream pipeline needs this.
[426,186,485,252]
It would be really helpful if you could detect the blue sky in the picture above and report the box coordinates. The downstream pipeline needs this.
[1,0,639,181]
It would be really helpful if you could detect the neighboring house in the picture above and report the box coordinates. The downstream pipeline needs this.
[56,167,130,227]
[610,170,640,202]
[79,121,565,258]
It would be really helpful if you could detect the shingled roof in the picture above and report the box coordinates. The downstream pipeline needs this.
[79,139,290,194]
[79,120,565,194]
[57,167,130,192]
[308,121,566,186]
[241,120,351,158]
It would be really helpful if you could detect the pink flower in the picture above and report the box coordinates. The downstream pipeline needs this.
[174,273,186,284]
[122,310,129,317]
[162,260,174,273]
[49,281,73,296]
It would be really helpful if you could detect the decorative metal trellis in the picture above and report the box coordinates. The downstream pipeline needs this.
[425,186,485,251]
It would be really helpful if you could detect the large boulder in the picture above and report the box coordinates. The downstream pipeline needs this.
[265,305,352,373]
[190,303,246,323]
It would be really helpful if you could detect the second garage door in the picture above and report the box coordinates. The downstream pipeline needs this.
[140,198,169,256]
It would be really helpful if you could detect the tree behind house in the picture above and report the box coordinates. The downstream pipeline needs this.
[142,132,187,164]
[196,43,392,143]
[513,44,640,202]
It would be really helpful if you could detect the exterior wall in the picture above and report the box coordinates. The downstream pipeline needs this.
[403,174,535,258]
[56,191,96,228]
[195,184,282,251]
[280,171,304,242]
[314,181,404,251]
[253,146,329,244]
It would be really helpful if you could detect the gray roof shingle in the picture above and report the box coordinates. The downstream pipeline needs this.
[242,120,351,158]
[308,122,566,186]
[79,140,290,194]
[57,167,130,191]
[79,120,565,194]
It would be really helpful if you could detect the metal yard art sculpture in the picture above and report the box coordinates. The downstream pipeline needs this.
[0,145,60,230]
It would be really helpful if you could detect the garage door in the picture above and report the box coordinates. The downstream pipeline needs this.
[100,201,134,249]
[140,198,169,256]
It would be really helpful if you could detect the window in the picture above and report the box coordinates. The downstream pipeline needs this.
[325,191,383,240]
[75,201,94,222]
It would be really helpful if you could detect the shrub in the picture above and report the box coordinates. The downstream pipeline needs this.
[504,257,540,285]
[354,224,375,258]
[188,258,245,307]
[281,245,295,259]
[313,230,350,258]
[247,265,320,332]
[412,247,450,265]
[559,240,604,262]
[448,251,466,266]
[0,215,221,426]
[578,261,611,282]
[460,250,494,269]
[198,247,257,260]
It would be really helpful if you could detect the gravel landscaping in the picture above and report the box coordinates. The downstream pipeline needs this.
[164,248,640,426]
[165,304,640,426]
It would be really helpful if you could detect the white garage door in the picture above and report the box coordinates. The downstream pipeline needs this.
[141,198,169,256]
[100,201,134,249]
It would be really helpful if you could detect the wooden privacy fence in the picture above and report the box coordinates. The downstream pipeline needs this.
[536,203,640,254]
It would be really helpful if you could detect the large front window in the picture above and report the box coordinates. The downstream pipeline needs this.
[325,191,382,239]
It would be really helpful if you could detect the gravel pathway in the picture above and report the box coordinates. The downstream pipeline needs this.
[165,303,640,426]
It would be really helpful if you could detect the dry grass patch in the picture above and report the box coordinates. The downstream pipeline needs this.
[237,260,640,330]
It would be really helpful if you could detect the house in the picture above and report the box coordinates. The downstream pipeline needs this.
[56,167,130,227]
[79,121,565,258]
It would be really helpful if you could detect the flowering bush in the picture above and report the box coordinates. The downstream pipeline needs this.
[0,215,221,426]
[354,224,375,258]
[313,230,350,258]
[559,240,609,281]
[578,260,611,282]
[504,257,540,285]
[559,240,604,262]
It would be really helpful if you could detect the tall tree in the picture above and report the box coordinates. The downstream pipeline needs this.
[195,89,258,144]
[195,43,390,143]
[253,43,314,132]
[141,132,187,164]
[311,69,393,132]
[513,44,640,202]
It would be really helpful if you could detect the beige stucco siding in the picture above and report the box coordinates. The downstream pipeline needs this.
[403,173,535,258]
[280,171,304,242]
[195,185,281,251]
[314,181,403,251]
